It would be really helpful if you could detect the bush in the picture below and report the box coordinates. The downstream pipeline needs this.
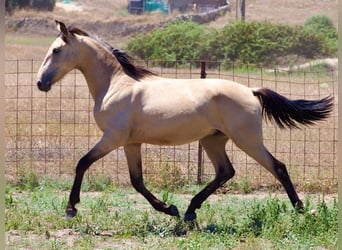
[127,21,213,65]
[207,21,332,64]
[304,15,336,35]
[304,15,338,54]
[127,20,337,66]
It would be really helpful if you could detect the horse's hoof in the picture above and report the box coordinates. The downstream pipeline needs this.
[295,201,304,214]
[184,212,196,221]
[169,205,180,217]
[65,208,77,220]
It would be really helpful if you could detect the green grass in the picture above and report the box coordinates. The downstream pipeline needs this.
[5,176,338,249]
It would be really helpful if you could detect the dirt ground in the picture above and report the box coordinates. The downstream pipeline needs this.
[243,0,338,26]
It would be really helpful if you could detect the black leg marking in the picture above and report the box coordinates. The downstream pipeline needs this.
[125,144,180,217]
[271,156,303,211]
[184,133,234,221]
[66,137,114,219]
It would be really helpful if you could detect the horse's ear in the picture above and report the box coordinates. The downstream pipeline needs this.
[55,20,69,40]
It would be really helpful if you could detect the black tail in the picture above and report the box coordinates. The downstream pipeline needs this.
[253,88,333,129]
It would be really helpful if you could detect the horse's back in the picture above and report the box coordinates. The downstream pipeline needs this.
[136,77,260,117]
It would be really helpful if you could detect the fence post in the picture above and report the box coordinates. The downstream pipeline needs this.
[197,61,206,185]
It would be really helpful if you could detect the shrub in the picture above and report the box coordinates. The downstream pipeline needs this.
[304,15,338,55]
[127,20,337,66]
[145,161,188,192]
[304,15,336,35]
[209,21,331,65]
[127,21,213,65]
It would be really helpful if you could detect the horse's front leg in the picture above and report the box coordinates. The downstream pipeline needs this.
[184,134,234,221]
[66,135,116,219]
[124,143,180,217]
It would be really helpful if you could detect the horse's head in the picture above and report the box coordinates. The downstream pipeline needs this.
[37,20,80,92]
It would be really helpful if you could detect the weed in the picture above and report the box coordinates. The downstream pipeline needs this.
[16,166,39,191]
[49,238,66,250]
[82,174,116,192]
[145,158,188,192]
[240,177,252,194]
[5,178,338,249]
[5,193,14,206]
[226,179,239,192]
[37,175,72,191]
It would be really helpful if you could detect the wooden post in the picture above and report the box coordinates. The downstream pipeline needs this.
[200,61,207,79]
[235,0,239,21]
[197,61,206,185]
[240,0,246,21]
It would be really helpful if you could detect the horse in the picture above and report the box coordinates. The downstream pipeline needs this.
[36,20,333,221]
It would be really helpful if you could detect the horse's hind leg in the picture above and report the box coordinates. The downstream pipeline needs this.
[124,143,180,217]
[235,140,303,210]
[184,132,234,221]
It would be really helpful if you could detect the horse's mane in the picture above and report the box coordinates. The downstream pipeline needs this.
[67,26,157,81]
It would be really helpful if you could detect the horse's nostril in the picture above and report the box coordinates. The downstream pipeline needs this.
[37,80,51,92]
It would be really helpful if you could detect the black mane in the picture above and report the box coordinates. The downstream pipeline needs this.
[68,26,156,81]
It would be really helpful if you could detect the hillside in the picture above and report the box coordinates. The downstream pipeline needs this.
[5,0,338,60]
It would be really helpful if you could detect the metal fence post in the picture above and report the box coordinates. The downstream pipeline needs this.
[197,61,207,185]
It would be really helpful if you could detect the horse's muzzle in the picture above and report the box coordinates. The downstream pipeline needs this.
[37,80,51,92]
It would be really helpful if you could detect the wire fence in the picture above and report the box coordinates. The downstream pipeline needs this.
[5,59,338,190]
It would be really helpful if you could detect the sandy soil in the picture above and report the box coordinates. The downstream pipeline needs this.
[244,0,338,26]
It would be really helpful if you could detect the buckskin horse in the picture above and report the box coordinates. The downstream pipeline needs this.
[37,21,333,221]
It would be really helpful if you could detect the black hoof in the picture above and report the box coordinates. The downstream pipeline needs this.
[295,201,304,214]
[184,213,196,221]
[169,205,180,217]
[65,207,77,220]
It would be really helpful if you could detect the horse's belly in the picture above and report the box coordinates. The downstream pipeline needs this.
[129,119,215,146]
[132,133,212,146]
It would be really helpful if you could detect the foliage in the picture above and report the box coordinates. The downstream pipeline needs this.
[144,160,188,192]
[127,19,337,66]
[5,0,55,13]
[304,15,337,36]
[127,21,213,66]
[16,167,40,191]
[211,21,332,64]
[6,178,338,249]
[304,15,338,54]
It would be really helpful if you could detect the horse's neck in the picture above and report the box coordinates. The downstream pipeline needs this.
[78,41,121,101]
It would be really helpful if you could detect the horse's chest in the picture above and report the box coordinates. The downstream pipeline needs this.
[93,101,131,132]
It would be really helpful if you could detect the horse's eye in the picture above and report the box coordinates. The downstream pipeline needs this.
[53,48,61,54]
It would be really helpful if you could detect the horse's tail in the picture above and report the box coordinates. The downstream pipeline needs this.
[252,88,333,129]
